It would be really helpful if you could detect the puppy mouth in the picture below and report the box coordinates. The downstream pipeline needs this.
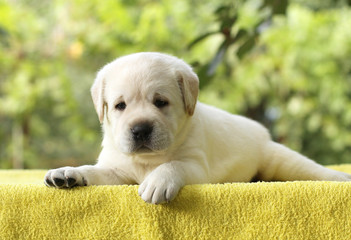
[130,140,168,155]
[133,144,153,154]
[121,123,171,154]
[130,122,154,153]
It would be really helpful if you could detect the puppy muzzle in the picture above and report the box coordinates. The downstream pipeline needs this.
[131,122,154,152]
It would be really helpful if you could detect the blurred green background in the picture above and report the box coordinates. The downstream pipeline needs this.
[1,0,351,169]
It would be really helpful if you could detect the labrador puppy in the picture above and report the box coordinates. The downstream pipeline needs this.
[45,52,351,204]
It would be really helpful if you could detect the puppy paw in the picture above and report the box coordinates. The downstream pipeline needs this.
[138,172,183,204]
[44,167,87,188]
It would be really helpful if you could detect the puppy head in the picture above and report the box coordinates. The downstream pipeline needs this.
[91,52,199,154]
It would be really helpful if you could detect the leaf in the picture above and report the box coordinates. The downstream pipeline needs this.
[196,63,214,89]
[234,29,248,41]
[262,0,288,15]
[207,40,229,76]
[237,36,256,59]
[215,5,229,15]
[220,15,237,32]
[187,31,218,49]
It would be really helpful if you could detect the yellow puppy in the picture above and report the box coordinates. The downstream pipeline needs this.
[45,52,351,204]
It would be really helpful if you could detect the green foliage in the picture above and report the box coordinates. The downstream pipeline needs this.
[0,0,350,168]
[0,0,213,168]
[197,4,351,165]
[188,0,288,88]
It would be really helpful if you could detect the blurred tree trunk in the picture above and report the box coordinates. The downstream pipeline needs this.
[12,121,23,169]
[12,117,29,169]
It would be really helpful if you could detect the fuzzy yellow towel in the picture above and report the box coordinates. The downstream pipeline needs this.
[0,165,351,239]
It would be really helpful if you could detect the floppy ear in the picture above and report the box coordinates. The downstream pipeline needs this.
[91,70,106,123]
[177,66,199,116]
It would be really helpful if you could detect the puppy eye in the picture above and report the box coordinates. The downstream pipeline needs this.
[115,102,126,111]
[154,99,169,108]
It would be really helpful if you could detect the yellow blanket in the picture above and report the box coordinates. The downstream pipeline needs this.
[1,165,351,239]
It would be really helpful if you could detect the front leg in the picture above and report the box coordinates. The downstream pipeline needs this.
[138,161,207,204]
[44,165,128,188]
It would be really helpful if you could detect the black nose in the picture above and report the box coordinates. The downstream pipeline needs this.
[131,123,153,143]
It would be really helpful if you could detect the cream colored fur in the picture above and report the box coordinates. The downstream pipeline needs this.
[45,52,351,204]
